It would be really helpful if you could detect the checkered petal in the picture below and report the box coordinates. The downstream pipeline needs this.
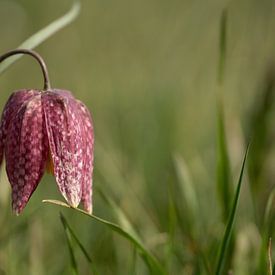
[0,90,39,166]
[76,100,94,214]
[5,94,48,214]
[42,90,85,208]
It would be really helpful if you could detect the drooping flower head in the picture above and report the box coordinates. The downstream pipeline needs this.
[0,49,94,214]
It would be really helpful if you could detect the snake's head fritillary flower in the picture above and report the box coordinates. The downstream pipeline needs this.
[0,49,94,215]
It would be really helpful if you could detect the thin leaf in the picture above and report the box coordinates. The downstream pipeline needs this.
[173,154,211,274]
[60,213,78,275]
[218,9,227,85]
[216,8,232,222]
[257,186,275,273]
[216,101,232,222]
[173,154,199,222]
[215,144,249,275]
[60,213,99,275]
[268,238,273,275]
[0,0,81,75]
[60,213,92,263]
[258,235,270,274]
[247,66,275,225]
[264,188,275,228]
[43,199,166,275]
[97,186,140,241]
[172,153,199,238]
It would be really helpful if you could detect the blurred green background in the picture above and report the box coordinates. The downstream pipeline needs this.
[0,0,274,274]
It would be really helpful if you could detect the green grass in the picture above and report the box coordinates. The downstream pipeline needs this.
[0,0,274,274]
[215,144,249,275]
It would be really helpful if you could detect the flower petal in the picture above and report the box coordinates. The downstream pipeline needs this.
[5,94,48,214]
[42,91,85,208]
[51,90,94,213]
[0,90,39,166]
[76,101,94,214]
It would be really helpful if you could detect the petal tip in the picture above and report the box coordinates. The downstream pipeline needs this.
[86,207,92,215]
[83,203,92,214]
[66,197,81,209]
[12,204,22,216]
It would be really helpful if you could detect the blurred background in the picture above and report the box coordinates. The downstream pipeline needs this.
[0,0,274,274]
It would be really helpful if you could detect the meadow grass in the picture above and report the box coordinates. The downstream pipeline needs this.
[0,0,274,274]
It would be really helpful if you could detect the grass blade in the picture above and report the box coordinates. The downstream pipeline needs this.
[246,66,275,225]
[216,8,232,222]
[216,6,232,222]
[263,188,275,227]
[60,213,99,275]
[60,213,78,275]
[173,154,199,224]
[258,188,275,274]
[268,238,273,275]
[216,102,232,222]
[0,0,81,75]
[218,9,227,85]
[97,187,140,241]
[215,144,249,275]
[173,154,212,274]
[43,199,166,275]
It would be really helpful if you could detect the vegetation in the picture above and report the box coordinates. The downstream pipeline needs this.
[0,0,274,274]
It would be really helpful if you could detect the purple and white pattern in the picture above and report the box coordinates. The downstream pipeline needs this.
[0,89,94,214]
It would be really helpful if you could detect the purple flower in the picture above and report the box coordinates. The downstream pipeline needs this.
[0,50,94,215]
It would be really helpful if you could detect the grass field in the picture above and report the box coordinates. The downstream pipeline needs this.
[0,0,274,274]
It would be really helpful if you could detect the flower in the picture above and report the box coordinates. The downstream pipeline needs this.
[0,49,94,215]
[0,89,94,214]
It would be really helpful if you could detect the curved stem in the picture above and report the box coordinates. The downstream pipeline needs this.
[0,49,51,90]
